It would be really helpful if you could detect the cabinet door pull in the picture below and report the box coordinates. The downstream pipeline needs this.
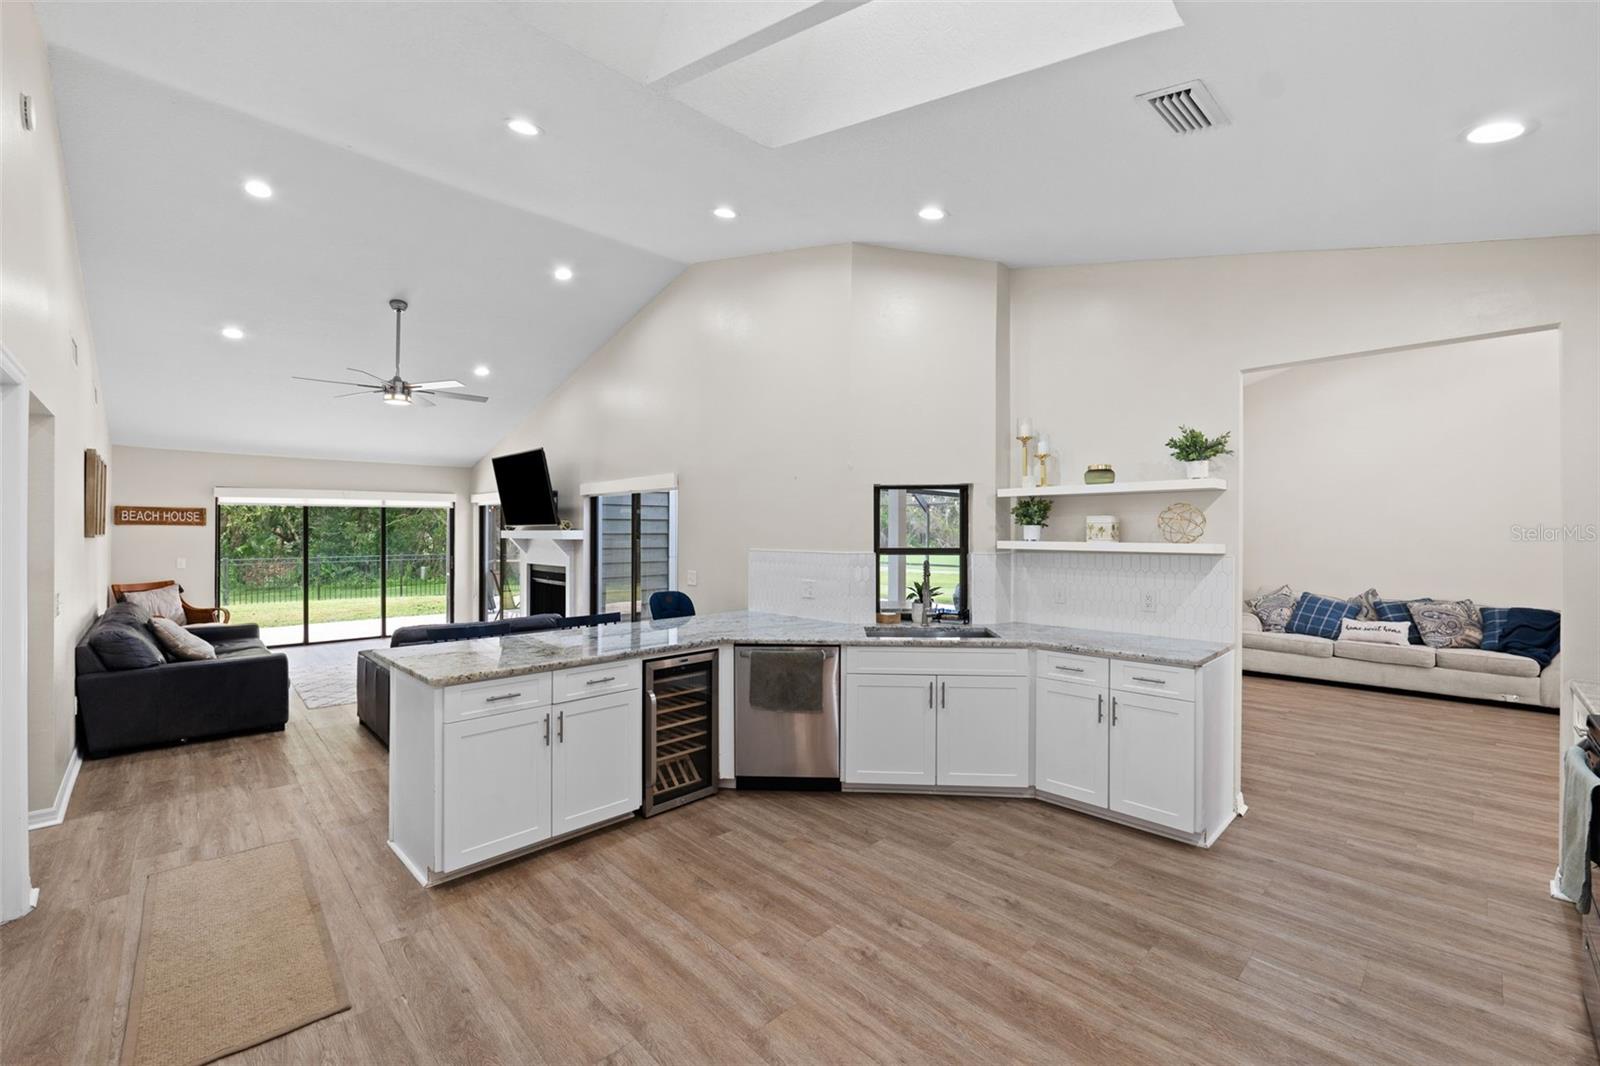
[928,681,934,708]
[543,713,550,746]
[485,691,523,703]
[1097,694,1104,723]
[1111,696,1118,726]
[1055,665,1085,673]
[1130,676,1166,685]
[557,710,564,742]
[585,675,617,686]
[940,681,946,708]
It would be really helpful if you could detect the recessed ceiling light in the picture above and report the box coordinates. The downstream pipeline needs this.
[507,117,541,137]
[220,325,245,340]
[242,178,273,199]
[552,265,574,282]
[918,205,946,222]
[473,365,490,377]
[1465,119,1528,145]
[712,205,738,220]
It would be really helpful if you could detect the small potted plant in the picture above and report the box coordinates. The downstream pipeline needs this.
[1011,496,1053,542]
[905,580,942,624]
[1165,425,1232,479]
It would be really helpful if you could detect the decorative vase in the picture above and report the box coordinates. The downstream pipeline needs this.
[909,602,925,625]
[1022,524,1042,542]
[1084,464,1115,485]
[1184,460,1210,479]
[1086,515,1120,542]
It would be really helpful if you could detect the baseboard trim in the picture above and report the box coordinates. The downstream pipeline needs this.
[27,748,82,830]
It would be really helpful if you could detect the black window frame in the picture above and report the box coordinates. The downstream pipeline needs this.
[873,484,970,622]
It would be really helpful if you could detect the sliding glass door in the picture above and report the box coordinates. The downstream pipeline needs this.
[218,501,453,646]
[215,504,305,646]
[477,504,523,621]
[590,490,676,621]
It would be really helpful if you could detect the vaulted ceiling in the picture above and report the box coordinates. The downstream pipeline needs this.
[37,1,1599,465]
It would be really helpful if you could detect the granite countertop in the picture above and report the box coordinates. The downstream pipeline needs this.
[364,610,1235,687]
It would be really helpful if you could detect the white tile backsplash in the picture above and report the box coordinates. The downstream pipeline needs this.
[1004,551,1235,642]
[747,550,876,623]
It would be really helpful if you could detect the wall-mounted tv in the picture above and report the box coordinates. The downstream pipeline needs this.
[492,448,560,528]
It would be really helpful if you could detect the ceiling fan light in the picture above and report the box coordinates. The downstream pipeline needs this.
[384,395,411,406]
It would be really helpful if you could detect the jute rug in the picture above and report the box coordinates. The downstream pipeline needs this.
[120,841,350,1066]
[289,663,358,709]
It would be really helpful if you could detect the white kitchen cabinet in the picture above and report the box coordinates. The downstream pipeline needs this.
[1034,676,1108,808]
[552,687,643,835]
[1108,688,1196,832]
[441,705,553,873]
[936,674,1030,788]
[843,672,938,786]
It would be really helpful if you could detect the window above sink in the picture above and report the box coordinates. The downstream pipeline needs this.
[874,485,970,623]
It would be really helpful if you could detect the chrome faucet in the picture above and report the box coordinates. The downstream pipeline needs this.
[920,558,935,623]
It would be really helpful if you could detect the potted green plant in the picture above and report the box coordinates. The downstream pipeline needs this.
[1164,425,1233,479]
[905,580,943,624]
[1011,496,1053,542]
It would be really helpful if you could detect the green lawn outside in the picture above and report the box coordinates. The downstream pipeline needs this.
[227,594,446,628]
[878,559,963,608]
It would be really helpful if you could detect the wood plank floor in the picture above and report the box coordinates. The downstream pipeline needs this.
[2,672,1591,1065]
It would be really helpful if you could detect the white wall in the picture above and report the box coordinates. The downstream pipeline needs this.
[1243,331,1562,608]
[473,244,1005,616]
[111,446,477,623]
[2,1,115,812]
[1008,236,1598,738]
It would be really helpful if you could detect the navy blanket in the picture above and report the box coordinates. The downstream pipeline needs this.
[1498,607,1561,667]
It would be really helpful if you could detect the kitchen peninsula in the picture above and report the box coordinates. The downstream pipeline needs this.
[368,611,1236,886]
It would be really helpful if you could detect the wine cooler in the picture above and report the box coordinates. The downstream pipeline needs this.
[642,650,719,816]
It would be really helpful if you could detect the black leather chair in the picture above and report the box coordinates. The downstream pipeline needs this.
[356,614,563,746]
[647,591,695,620]
[75,602,288,757]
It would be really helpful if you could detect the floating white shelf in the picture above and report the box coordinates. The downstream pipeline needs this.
[997,540,1226,555]
[997,478,1227,499]
[500,528,585,542]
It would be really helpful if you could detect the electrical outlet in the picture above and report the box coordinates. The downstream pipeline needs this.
[176,557,187,570]
[1142,591,1158,613]
[55,593,61,618]
[1053,585,1066,604]
[800,579,816,600]
[685,569,698,587]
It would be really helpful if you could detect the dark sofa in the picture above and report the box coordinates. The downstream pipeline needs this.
[75,602,289,757]
[356,614,566,746]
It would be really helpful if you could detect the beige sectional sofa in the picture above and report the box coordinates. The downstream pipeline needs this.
[1241,612,1561,709]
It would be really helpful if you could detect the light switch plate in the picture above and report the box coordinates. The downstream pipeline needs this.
[685,569,698,586]
[176,557,187,570]
[800,579,815,600]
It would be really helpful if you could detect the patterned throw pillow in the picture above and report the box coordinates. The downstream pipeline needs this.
[149,616,217,661]
[1406,599,1483,649]
[1285,592,1362,640]
[122,584,185,624]
[1245,584,1296,632]
[1480,606,1511,651]
[1345,588,1382,621]
[1374,599,1425,644]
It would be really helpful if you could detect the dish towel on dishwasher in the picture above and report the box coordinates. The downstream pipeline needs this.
[1554,743,1600,909]
[749,648,826,712]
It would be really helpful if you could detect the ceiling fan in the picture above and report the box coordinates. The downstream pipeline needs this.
[292,298,489,407]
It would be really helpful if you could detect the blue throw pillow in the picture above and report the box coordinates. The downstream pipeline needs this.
[1286,592,1361,640]
[1480,606,1510,651]
[1374,598,1425,644]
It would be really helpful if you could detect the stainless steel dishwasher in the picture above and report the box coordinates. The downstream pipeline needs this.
[734,645,840,788]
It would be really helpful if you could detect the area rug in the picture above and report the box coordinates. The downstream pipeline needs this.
[290,664,358,709]
[120,841,350,1066]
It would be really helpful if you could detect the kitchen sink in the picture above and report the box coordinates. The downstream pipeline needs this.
[862,625,1000,640]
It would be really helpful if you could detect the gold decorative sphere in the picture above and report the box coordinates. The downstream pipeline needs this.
[1157,502,1205,544]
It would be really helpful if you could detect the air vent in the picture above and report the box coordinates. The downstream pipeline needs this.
[19,93,34,132]
[1138,80,1228,134]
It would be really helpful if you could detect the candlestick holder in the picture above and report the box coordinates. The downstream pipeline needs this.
[1016,434,1033,481]
[1035,448,1052,488]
